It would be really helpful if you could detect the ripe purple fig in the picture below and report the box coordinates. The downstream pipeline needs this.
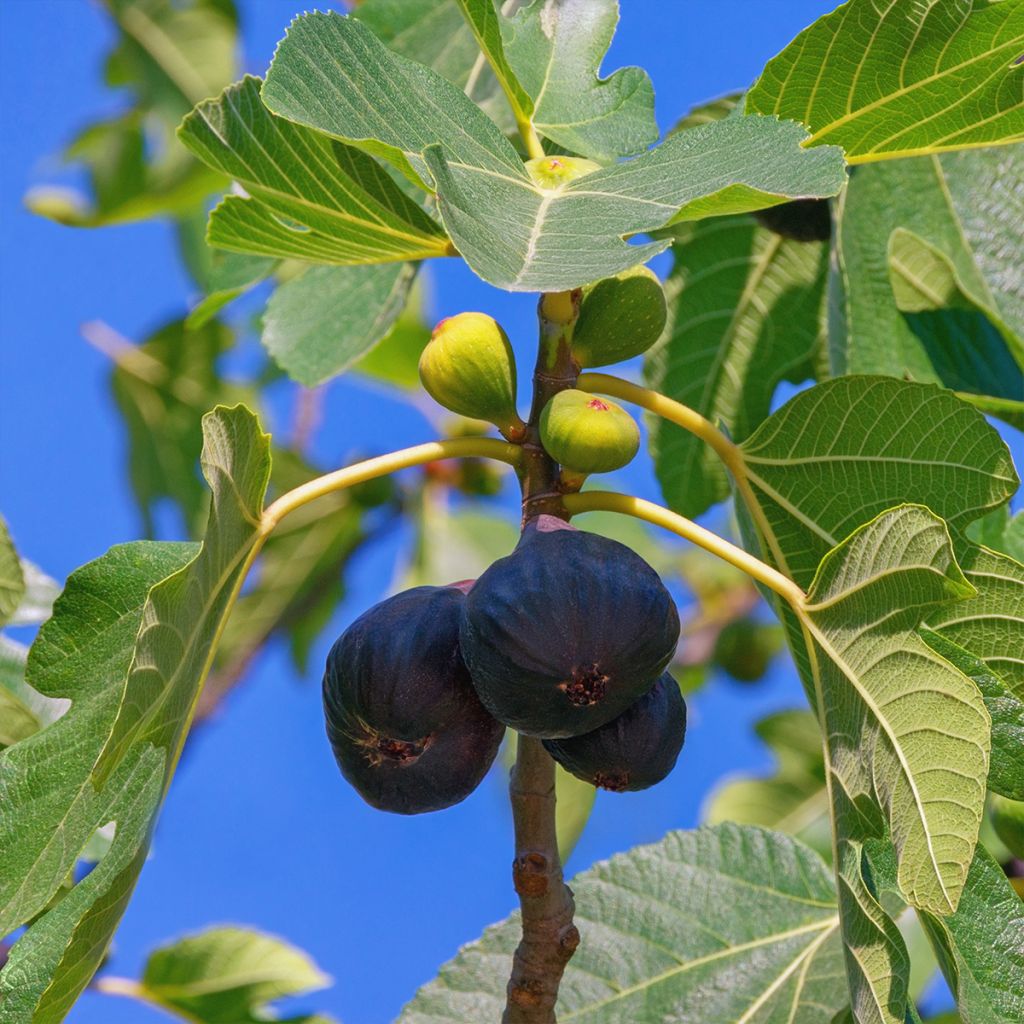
[323,584,504,814]
[543,673,686,791]
[460,516,680,738]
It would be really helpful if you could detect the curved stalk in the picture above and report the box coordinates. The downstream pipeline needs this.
[575,372,792,571]
[563,491,805,607]
[576,373,741,474]
[262,437,522,530]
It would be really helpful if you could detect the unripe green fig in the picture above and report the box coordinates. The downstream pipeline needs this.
[419,312,526,440]
[991,794,1024,859]
[543,673,686,792]
[525,155,602,189]
[571,266,667,368]
[539,389,640,474]
[712,619,783,682]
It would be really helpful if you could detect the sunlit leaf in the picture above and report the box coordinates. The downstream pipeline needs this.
[399,823,846,1024]
[830,147,1024,419]
[179,77,451,265]
[747,0,1024,162]
[0,407,271,1017]
[646,214,828,518]
[504,0,658,160]
[111,925,335,1024]
[0,517,25,628]
[262,263,416,387]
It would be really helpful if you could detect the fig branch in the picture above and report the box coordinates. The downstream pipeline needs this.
[562,490,806,606]
[502,291,581,1023]
[575,372,792,570]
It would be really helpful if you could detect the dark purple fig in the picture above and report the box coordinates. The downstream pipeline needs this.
[543,673,686,791]
[460,516,680,738]
[323,585,504,814]
[753,199,831,242]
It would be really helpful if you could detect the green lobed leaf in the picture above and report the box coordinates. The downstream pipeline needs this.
[746,0,1024,162]
[262,263,416,387]
[352,0,513,133]
[704,709,831,861]
[926,543,1024,703]
[452,0,532,127]
[736,376,1019,589]
[830,147,1024,422]
[0,640,39,750]
[179,77,451,265]
[0,407,272,1018]
[426,115,846,291]
[261,12,845,290]
[504,0,658,161]
[646,214,828,519]
[798,506,989,916]
[918,844,1024,1024]
[127,925,334,1024]
[262,11,523,189]
[920,629,1024,801]
[398,823,846,1024]
[0,542,196,1014]
[353,277,432,390]
[0,517,25,628]
[968,505,1024,564]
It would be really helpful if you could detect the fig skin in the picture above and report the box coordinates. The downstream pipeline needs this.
[525,155,601,189]
[460,516,680,738]
[323,584,504,815]
[543,673,686,792]
[752,199,831,242]
[418,312,525,440]
[540,389,640,474]
[571,266,667,368]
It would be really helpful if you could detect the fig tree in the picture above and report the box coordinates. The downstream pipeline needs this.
[571,266,668,368]
[323,584,504,814]
[525,155,602,189]
[539,389,640,474]
[418,312,526,440]
[543,673,686,791]
[460,516,680,738]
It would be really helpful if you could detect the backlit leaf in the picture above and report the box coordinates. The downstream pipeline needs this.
[179,77,451,265]
[504,0,658,160]
[747,0,1024,162]
[399,823,846,1024]
[646,214,828,519]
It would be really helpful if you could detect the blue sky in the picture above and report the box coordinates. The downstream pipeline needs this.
[2,2,1016,1021]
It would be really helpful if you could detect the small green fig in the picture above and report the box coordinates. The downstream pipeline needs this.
[571,266,667,368]
[712,619,783,683]
[525,156,602,189]
[991,794,1024,859]
[540,389,640,475]
[419,312,526,439]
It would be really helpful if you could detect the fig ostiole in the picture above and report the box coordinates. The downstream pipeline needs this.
[539,389,640,475]
[571,266,667,368]
[524,155,602,190]
[460,516,680,738]
[323,584,504,815]
[418,312,526,440]
[543,673,686,791]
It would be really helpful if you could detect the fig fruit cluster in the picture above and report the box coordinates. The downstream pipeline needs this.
[323,517,687,813]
